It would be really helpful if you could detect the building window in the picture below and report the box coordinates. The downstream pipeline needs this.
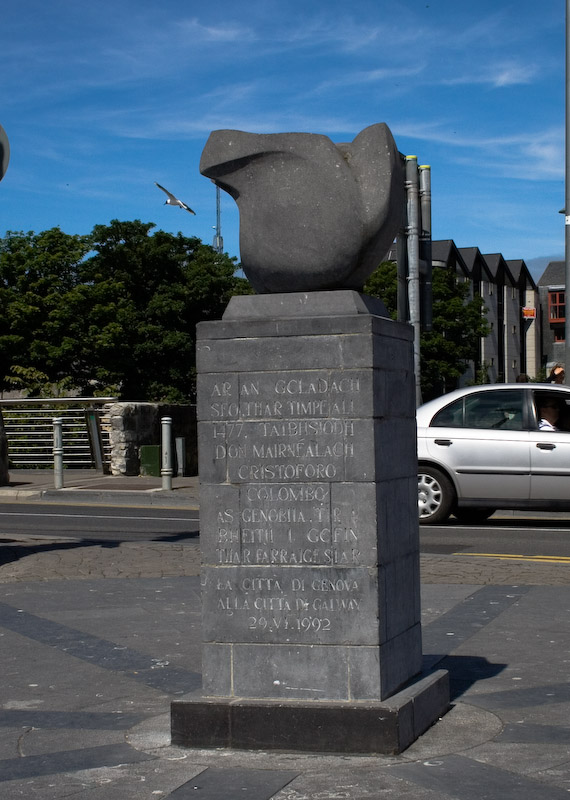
[548,291,565,323]
[553,327,565,343]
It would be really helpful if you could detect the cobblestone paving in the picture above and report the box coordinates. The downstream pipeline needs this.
[0,538,568,585]
[0,539,202,582]
[419,552,570,585]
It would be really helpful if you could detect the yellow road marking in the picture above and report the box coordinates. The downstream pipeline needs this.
[456,552,570,564]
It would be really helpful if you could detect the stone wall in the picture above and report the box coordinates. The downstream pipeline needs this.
[107,402,197,476]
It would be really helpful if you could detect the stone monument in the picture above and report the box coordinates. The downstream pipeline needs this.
[171,123,449,754]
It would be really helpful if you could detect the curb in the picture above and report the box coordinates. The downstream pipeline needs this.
[0,488,199,509]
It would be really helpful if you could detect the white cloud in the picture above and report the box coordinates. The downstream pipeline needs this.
[175,17,256,43]
[394,119,564,181]
[279,16,382,50]
[442,61,539,88]
[447,11,509,49]
[491,63,539,87]
[313,64,426,93]
[100,108,365,140]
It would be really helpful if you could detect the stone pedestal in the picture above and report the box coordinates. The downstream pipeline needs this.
[171,291,449,753]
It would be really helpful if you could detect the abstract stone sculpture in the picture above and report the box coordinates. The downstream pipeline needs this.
[200,123,404,293]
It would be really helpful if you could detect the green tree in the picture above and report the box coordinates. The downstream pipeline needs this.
[75,220,252,401]
[364,261,489,401]
[0,221,252,401]
[0,227,90,395]
[363,260,398,320]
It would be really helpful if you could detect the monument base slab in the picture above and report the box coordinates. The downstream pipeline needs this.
[171,669,449,755]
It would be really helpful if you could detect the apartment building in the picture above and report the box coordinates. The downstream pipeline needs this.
[537,260,566,371]
[388,239,541,386]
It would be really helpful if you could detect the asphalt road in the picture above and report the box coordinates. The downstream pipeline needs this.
[1,503,569,563]
[0,503,200,543]
[421,516,570,560]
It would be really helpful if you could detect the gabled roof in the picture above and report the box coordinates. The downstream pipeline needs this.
[431,239,454,262]
[457,246,493,283]
[506,259,523,281]
[457,247,479,271]
[431,240,469,277]
[482,253,516,286]
[506,259,537,291]
[538,260,565,287]
[382,240,540,291]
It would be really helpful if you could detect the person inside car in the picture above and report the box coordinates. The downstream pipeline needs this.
[538,399,561,431]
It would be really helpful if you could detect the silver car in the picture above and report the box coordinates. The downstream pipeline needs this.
[417,383,570,524]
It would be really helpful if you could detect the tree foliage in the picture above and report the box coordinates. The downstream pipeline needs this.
[1,229,490,404]
[0,221,252,401]
[363,260,399,320]
[364,261,489,401]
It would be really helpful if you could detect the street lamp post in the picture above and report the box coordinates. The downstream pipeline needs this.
[213,185,223,254]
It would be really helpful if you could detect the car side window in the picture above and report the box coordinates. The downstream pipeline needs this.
[431,390,524,430]
[430,397,464,427]
[533,391,570,432]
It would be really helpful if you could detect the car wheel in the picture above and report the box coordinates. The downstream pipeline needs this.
[418,467,455,524]
[453,508,495,524]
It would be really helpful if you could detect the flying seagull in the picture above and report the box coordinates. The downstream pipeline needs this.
[155,182,196,214]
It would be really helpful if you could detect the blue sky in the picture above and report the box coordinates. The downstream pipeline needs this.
[0,0,565,278]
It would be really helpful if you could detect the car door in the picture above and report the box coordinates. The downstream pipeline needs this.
[425,389,531,501]
[530,388,570,500]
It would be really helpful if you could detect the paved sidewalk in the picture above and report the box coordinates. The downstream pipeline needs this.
[0,475,569,798]
[0,468,200,508]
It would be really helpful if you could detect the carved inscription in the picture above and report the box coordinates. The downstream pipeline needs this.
[215,485,360,567]
[202,371,366,484]
[209,375,362,420]
[202,566,377,645]
[201,370,375,643]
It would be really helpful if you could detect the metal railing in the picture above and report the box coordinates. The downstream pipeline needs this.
[0,398,117,469]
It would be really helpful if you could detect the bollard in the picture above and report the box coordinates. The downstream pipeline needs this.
[161,416,173,491]
[53,417,64,489]
[175,436,186,477]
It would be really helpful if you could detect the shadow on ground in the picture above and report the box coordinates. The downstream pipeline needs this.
[437,655,507,700]
[0,529,199,568]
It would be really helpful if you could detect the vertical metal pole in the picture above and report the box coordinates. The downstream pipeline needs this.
[406,155,422,406]
[175,436,186,477]
[419,165,433,333]
[85,408,104,472]
[53,417,64,489]
[161,416,173,491]
[396,229,408,323]
[565,0,570,381]
[396,154,408,324]
[213,185,224,254]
